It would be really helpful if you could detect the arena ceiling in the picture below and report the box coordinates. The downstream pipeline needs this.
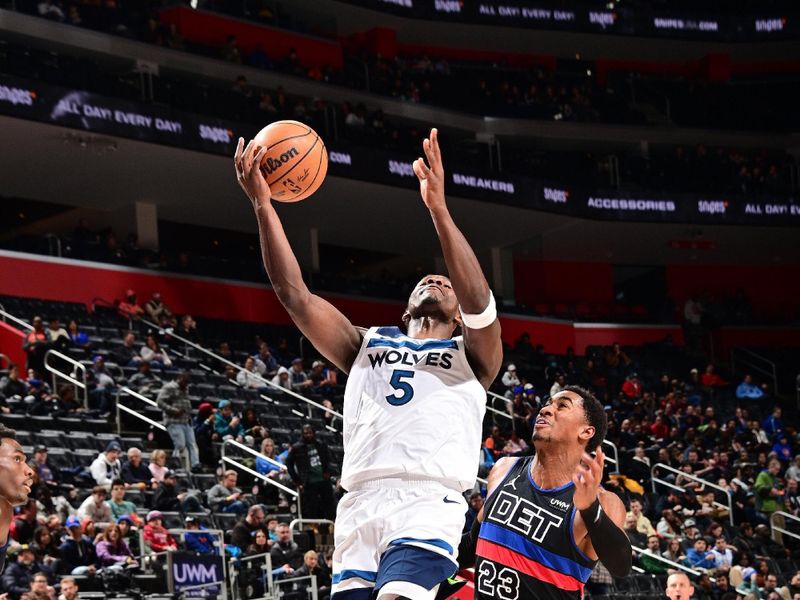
[2,116,799,267]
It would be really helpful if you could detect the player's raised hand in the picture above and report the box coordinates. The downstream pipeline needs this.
[413,128,446,210]
[235,137,272,211]
[572,447,605,511]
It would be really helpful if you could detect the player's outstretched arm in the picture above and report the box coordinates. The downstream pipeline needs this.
[413,128,502,389]
[235,138,362,373]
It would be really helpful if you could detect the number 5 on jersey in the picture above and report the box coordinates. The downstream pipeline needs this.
[386,369,415,406]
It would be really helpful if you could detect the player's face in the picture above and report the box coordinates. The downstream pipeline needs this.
[0,438,34,506]
[666,574,695,600]
[405,275,459,320]
[532,391,593,449]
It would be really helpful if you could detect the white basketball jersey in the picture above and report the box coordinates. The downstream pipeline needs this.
[340,326,486,492]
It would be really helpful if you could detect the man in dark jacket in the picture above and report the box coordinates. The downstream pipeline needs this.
[230,505,265,551]
[57,517,97,575]
[152,470,203,513]
[2,545,53,600]
[285,426,333,520]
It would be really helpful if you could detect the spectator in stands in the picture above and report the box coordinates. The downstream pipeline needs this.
[58,516,97,576]
[144,292,174,328]
[20,571,56,600]
[463,492,483,534]
[148,449,168,484]
[246,528,272,555]
[483,425,507,462]
[77,486,112,525]
[117,290,144,320]
[661,537,688,566]
[288,358,312,390]
[183,516,216,555]
[270,522,302,575]
[549,374,566,397]
[127,361,161,395]
[701,364,727,388]
[140,334,172,369]
[762,407,784,438]
[207,470,248,515]
[23,317,48,375]
[45,318,69,353]
[236,357,266,391]
[639,535,668,574]
[31,527,60,570]
[88,356,116,416]
[231,505,265,551]
[121,447,153,490]
[1,364,28,400]
[157,372,201,472]
[294,550,331,599]
[240,408,266,445]
[687,538,717,570]
[116,516,139,557]
[253,342,279,376]
[628,498,657,536]
[142,511,177,553]
[501,363,520,396]
[286,425,333,521]
[271,366,291,390]
[736,375,765,401]
[66,321,88,349]
[111,331,143,367]
[711,537,735,572]
[622,373,643,399]
[11,499,39,545]
[57,577,78,600]
[95,524,136,569]
[3,545,47,600]
[193,402,218,468]
[214,400,246,441]
[503,429,529,455]
[623,513,647,548]
[754,459,784,522]
[89,441,122,489]
[152,469,203,513]
[176,314,199,344]
[785,455,800,482]
[107,480,138,523]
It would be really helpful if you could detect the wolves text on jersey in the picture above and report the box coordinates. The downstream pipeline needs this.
[367,350,453,370]
[488,490,564,543]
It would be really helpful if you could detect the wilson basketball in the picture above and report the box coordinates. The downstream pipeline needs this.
[252,120,328,202]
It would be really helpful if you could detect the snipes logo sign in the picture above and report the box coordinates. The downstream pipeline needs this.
[697,200,728,215]
[198,124,233,144]
[543,187,569,204]
[588,11,616,29]
[755,17,787,32]
[434,0,462,13]
[0,85,35,106]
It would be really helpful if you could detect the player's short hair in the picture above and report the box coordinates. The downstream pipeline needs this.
[562,385,607,451]
[0,424,16,445]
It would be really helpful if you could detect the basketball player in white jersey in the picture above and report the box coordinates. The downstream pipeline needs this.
[234,128,503,600]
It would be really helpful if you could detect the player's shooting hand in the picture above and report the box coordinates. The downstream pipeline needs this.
[413,128,446,211]
[572,447,605,511]
[235,137,272,211]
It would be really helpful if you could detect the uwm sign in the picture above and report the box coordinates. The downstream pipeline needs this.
[168,552,226,599]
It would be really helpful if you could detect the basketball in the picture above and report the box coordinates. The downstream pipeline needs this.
[252,120,328,202]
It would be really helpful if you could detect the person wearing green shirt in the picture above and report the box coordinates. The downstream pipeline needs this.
[754,459,784,518]
[640,535,669,574]
[107,480,138,522]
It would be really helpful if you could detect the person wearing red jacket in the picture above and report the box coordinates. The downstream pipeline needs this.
[700,364,727,387]
[622,373,642,399]
[142,511,177,553]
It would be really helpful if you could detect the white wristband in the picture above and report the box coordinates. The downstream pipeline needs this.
[459,292,497,329]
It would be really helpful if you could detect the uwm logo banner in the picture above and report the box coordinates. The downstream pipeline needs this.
[169,552,226,599]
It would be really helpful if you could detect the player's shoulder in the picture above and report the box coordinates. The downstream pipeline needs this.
[488,456,521,487]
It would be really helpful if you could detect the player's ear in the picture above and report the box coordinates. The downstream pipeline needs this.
[401,310,411,329]
[579,424,595,444]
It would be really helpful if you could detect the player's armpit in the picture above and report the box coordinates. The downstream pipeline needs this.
[463,319,503,390]
[285,294,364,374]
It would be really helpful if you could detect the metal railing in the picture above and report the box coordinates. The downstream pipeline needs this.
[43,348,88,406]
[651,463,734,525]
[770,511,800,543]
[289,518,334,534]
[221,438,300,518]
[0,307,33,330]
[631,545,710,579]
[139,317,344,421]
[731,346,779,395]
[229,551,273,600]
[116,386,167,433]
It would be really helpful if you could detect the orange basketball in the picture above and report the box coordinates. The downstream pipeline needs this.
[252,120,328,202]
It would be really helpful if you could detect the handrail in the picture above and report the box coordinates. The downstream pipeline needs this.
[221,439,299,499]
[731,346,779,395]
[117,403,167,431]
[228,551,274,600]
[119,385,159,407]
[631,545,710,580]
[43,348,88,407]
[770,511,800,543]
[289,518,334,534]
[140,317,344,420]
[0,308,34,331]
[651,462,734,525]
[224,437,287,472]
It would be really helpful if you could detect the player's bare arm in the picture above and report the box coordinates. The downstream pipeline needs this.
[571,447,632,576]
[413,128,503,389]
[235,138,363,373]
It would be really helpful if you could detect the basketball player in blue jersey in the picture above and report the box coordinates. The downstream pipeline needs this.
[457,386,632,600]
[0,425,35,573]
[235,128,503,600]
